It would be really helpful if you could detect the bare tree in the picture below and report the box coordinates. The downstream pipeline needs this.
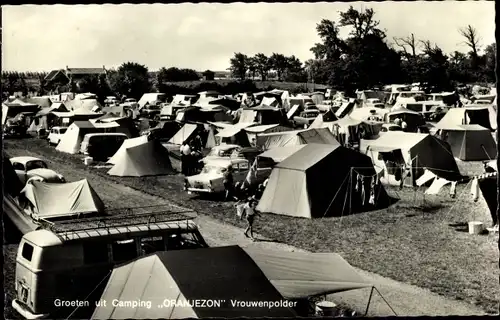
[393,33,418,58]
[459,25,481,58]
[419,40,434,55]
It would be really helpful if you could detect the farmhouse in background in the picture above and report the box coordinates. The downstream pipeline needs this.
[202,70,215,81]
[44,66,107,88]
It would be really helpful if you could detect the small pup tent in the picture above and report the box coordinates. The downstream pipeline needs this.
[257,143,390,218]
[107,135,149,165]
[19,179,105,219]
[107,139,173,177]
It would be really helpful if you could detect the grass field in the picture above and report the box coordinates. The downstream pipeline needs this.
[3,137,499,315]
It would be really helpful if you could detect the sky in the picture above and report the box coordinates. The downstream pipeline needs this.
[2,2,496,72]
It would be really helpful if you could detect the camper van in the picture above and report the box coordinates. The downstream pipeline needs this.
[12,211,208,319]
[80,133,128,160]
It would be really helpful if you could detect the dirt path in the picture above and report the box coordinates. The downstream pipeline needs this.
[4,147,488,316]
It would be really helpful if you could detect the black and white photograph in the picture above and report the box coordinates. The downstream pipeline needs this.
[2,1,498,319]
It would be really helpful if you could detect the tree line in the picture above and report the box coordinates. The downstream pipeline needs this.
[229,6,495,94]
[229,53,307,83]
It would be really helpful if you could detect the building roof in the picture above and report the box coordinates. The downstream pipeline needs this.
[66,67,106,75]
[44,69,67,81]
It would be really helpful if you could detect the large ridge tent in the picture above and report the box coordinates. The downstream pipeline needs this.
[108,139,173,177]
[92,246,297,319]
[19,179,105,219]
[215,122,254,146]
[168,123,198,145]
[360,132,461,186]
[256,128,340,150]
[2,100,40,125]
[257,143,390,218]
[92,245,376,320]
[438,124,497,161]
[384,108,425,132]
[56,121,103,154]
[435,105,497,131]
[138,93,166,109]
[257,145,307,164]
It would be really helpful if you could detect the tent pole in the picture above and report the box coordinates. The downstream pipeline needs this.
[364,286,375,316]
[374,286,398,316]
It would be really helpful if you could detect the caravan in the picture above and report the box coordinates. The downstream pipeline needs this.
[12,210,208,319]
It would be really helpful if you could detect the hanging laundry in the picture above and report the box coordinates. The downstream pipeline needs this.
[470,178,479,202]
[361,177,366,205]
[449,181,457,198]
[369,188,376,205]
[355,174,361,191]
[425,178,451,195]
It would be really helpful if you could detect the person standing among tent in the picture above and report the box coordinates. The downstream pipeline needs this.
[223,165,235,201]
[243,197,261,240]
[192,135,203,152]
[180,141,191,175]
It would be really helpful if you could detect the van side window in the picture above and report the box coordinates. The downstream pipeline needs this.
[21,243,34,261]
[83,242,109,264]
[112,239,138,263]
[140,236,165,255]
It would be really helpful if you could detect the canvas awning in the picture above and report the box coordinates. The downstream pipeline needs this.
[244,124,279,133]
[243,246,372,299]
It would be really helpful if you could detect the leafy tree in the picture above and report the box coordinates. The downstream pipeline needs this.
[247,57,258,80]
[269,53,289,81]
[253,53,271,81]
[229,53,249,80]
[156,67,199,83]
[108,62,151,100]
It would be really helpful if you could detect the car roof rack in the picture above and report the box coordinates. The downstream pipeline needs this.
[37,204,198,242]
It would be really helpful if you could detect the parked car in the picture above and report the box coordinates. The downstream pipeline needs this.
[380,123,402,133]
[184,158,271,195]
[292,109,320,128]
[202,144,262,164]
[10,156,65,184]
[80,133,128,161]
[47,126,67,145]
[104,96,118,106]
[4,118,28,138]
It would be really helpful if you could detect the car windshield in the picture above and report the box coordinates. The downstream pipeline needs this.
[26,160,48,170]
[202,165,226,174]
[59,128,67,134]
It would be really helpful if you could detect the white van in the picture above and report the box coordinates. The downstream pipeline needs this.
[12,211,208,319]
[79,133,128,160]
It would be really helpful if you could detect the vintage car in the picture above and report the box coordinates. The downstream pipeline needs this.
[47,126,67,145]
[10,156,65,185]
[201,144,262,164]
[4,118,28,138]
[184,158,271,195]
[380,123,403,133]
[292,109,320,128]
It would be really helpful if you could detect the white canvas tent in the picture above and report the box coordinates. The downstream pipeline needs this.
[108,139,173,177]
[56,121,102,154]
[138,93,166,109]
[168,123,198,145]
[19,179,105,219]
[107,135,149,165]
[435,106,497,131]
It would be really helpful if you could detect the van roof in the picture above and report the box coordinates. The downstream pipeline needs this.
[24,229,64,247]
